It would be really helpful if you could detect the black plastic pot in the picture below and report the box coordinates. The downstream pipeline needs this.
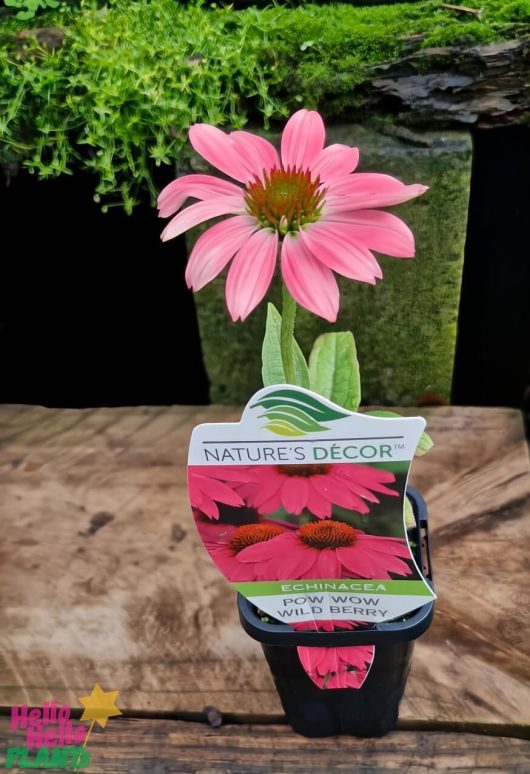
[238,486,434,737]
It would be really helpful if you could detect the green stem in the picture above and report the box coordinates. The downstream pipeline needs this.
[281,283,297,384]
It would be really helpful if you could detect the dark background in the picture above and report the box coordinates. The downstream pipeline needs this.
[0,170,209,407]
[1,126,529,410]
[452,126,530,411]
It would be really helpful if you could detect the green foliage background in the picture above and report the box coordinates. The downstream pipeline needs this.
[0,0,528,210]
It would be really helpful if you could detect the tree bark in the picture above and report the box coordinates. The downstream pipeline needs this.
[367,39,530,127]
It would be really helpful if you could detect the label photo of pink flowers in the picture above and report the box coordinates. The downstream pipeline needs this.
[189,457,421,690]
[190,460,416,583]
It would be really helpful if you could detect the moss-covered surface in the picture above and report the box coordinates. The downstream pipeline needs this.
[190,125,471,406]
[0,0,527,208]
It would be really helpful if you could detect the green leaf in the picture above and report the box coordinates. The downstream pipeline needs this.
[415,430,434,456]
[261,303,309,389]
[308,332,361,412]
[364,410,434,457]
[404,495,415,530]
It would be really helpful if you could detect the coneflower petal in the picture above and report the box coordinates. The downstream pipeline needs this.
[225,229,278,321]
[311,143,360,182]
[157,174,243,218]
[300,222,382,283]
[327,174,428,210]
[185,215,259,291]
[324,209,416,258]
[281,232,339,322]
[281,109,325,170]
[161,195,245,242]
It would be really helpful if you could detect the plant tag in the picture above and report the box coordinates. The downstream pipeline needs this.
[188,386,436,626]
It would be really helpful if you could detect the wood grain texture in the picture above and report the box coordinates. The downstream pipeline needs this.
[1,717,529,774]
[0,405,529,725]
[369,40,530,128]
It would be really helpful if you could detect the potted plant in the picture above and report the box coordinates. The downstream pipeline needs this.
[236,486,434,737]
[159,108,435,737]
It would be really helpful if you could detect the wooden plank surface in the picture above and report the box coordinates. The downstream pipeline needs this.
[1,716,529,773]
[0,405,529,726]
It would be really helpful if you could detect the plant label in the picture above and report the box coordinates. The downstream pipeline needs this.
[188,385,436,626]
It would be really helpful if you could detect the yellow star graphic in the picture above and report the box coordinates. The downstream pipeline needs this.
[78,683,122,729]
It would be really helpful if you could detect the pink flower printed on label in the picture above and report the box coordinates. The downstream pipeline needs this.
[195,516,287,581]
[235,462,398,518]
[188,465,255,519]
[236,521,413,581]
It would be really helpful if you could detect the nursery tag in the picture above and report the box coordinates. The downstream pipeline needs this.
[188,385,435,626]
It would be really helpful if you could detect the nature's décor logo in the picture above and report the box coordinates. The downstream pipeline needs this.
[5,685,121,770]
[251,388,349,436]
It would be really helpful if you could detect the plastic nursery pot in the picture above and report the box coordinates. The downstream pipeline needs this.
[238,487,434,738]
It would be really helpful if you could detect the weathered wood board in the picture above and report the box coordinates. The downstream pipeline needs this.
[0,405,529,725]
[1,717,529,774]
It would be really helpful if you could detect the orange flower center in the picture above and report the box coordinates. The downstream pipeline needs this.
[245,167,325,234]
[298,520,358,550]
[276,464,331,477]
[228,524,284,554]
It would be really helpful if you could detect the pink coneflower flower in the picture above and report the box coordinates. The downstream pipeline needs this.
[158,109,428,322]
[235,463,398,519]
[237,521,413,580]
[195,516,285,581]
[188,465,255,520]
